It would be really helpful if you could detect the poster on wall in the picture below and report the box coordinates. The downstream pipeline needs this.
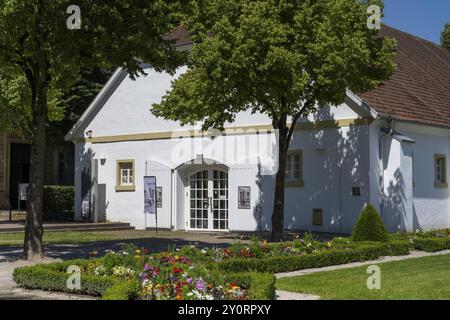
[238,186,251,209]
[144,176,156,214]
[156,187,162,208]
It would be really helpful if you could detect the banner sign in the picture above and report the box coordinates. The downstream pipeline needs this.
[18,183,29,201]
[144,176,156,214]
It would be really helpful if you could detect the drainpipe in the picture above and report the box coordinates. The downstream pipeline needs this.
[379,117,395,220]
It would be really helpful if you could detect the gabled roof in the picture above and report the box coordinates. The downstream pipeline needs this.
[359,25,450,128]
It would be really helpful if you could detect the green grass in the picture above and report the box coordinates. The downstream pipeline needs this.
[0,230,186,246]
[276,254,450,300]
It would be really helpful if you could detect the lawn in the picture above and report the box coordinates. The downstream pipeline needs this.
[0,230,186,246]
[277,254,450,300]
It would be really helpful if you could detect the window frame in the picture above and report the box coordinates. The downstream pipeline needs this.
[434,154,448,189]
[116,159,136,192]
[285,149,304,188]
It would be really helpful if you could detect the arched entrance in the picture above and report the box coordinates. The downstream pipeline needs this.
[187,167,229,231]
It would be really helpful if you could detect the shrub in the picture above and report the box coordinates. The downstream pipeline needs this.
[412,238,450,252]
[43,185,74,221]
[216,241,409,273]
[102,279,141,300]
[227,273,275,300]
[352,204,389,242]
[13,264,117,296]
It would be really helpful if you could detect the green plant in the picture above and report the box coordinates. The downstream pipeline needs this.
[102,279,141,300]
[43,186,74,221]
[13,263,117,296]
[352,204,389,242]
[217,241,409,273]
[412,238,450,252]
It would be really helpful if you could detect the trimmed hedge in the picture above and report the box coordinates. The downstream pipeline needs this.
[412,238,450,252]
[43,185,74,221]
[227,273,276,300]
[13,264,116,296]
[217,241,410,273]
[102,279,141,300]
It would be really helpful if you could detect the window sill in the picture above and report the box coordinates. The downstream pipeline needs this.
[435,182,448,189]
[285,180,304,188]
[115,185,136,192]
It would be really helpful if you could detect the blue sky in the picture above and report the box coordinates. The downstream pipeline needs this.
[383,0,450,44]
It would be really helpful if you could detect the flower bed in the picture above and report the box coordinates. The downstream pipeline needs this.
[13,247,275,300]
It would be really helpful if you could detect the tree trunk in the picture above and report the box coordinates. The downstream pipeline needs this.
[24,105,47,260]
[24,0,47,260]
[271,118,289,241]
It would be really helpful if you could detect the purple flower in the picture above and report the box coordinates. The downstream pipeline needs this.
[144,264,152,271]
[186,277,193,284]
[139,272,148,279]
[196,278,206,291]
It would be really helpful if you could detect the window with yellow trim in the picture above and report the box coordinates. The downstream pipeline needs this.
[285,150,304,187]
[434,154,447,188]
[116,160,135,191]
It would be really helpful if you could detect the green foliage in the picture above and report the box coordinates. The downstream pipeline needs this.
[153,0,396,130]
[441,23,450,51]
[13,263,117,296]
[412,238,450,252]
[352,204,389,242]
[102,279,141,300]
[43,186,74,221]
[227,272,275,300]
[217,241,410,273]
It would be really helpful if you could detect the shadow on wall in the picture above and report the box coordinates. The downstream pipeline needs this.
[76,146,93,221]
[252,106,369,233]
[382,167,405,233]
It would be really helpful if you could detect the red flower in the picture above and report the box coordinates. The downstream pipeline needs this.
[172,267,183,274]
[143,248,150,254]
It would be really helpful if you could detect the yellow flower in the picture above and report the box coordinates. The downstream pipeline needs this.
[135,249,141,254]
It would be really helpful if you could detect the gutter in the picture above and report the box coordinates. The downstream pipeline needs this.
[64,68,128,142]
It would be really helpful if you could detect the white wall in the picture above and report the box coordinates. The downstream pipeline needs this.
[377,121,450,232]
[71,66,378,233]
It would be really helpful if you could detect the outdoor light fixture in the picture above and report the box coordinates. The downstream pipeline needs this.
[86,130,93,138]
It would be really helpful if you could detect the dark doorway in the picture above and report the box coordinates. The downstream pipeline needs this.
[9,143,31,209]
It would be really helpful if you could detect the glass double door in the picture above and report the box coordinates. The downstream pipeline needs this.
[189,169,228,231]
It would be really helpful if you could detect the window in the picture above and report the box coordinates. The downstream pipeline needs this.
[285,150,304,187]
[116,160,135,191]
[312,209,323,226]
[434,154,447,188]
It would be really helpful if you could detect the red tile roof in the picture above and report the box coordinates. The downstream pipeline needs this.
[359,25,450,128]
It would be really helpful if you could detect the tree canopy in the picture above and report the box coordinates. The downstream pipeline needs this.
[0,0,186,259]
[152,0,397,239]
[442,23,450,51]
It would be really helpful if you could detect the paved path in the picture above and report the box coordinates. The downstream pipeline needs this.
[0,233,237,262]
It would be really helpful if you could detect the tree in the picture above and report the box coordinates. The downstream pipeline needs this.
[152,0,396,240]
[442,23,450,51]
[0,0,184,260]
[46,68,113,149]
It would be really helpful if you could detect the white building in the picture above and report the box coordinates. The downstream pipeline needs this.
[65,26,450,234]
